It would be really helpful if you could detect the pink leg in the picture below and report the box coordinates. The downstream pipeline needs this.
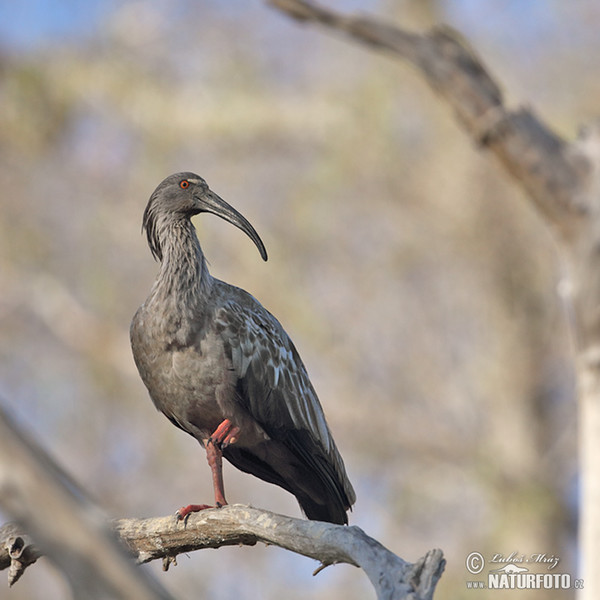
[206,439,227,507]
[177,420,238,521]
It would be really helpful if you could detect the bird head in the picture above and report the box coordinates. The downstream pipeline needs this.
[143,172,268,262]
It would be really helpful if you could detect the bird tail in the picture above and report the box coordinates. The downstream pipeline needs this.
[294,490,350,525]
[223,442,353,525]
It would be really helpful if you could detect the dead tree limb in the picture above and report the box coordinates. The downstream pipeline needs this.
[2,507,445,600]
[267,2,600,598]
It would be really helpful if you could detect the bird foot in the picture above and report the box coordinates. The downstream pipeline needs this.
[208,418,241,449]
[176,503,223,522]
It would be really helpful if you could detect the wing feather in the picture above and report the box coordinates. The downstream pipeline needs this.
[215,287,355,509]
[223,300,330,448]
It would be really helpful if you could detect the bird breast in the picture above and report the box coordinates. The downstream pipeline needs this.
[132,302,214,419]
[131,302,267,445]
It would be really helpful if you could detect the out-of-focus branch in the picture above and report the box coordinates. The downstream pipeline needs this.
[0,404,173,599]
[269,0,592,241]
[2,506,445,600]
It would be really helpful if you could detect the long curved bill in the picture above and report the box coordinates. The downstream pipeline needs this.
[197,189,268,261]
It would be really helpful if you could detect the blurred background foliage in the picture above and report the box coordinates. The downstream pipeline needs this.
[1,0,596,598]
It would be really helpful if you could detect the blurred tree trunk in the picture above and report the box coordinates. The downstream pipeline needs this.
[269,0,598,596]
[0,405,174,600]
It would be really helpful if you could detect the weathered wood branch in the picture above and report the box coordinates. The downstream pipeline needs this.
[2,506,445,600]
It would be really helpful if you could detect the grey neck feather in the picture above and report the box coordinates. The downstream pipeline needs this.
[147,214,213,314]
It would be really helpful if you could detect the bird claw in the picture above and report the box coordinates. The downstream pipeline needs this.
[208,419,241,449]
[175,503,213,523]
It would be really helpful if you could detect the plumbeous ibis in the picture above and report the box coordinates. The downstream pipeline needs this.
[130,172,356,524]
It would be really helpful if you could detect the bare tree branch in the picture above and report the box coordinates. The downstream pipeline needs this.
[0,522,41,587]
[2,507,445,600]
[269,0,591,240]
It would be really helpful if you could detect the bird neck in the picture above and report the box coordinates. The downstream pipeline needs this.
[151,217,213,310]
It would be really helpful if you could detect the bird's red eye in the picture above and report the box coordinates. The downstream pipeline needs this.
[180,180,190,189]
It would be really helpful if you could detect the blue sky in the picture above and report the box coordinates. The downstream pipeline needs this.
[0,1,569,52]
[0,0,114,50]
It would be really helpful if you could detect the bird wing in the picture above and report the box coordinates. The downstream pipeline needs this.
[214,284,355,508]
[217,292,333,451]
